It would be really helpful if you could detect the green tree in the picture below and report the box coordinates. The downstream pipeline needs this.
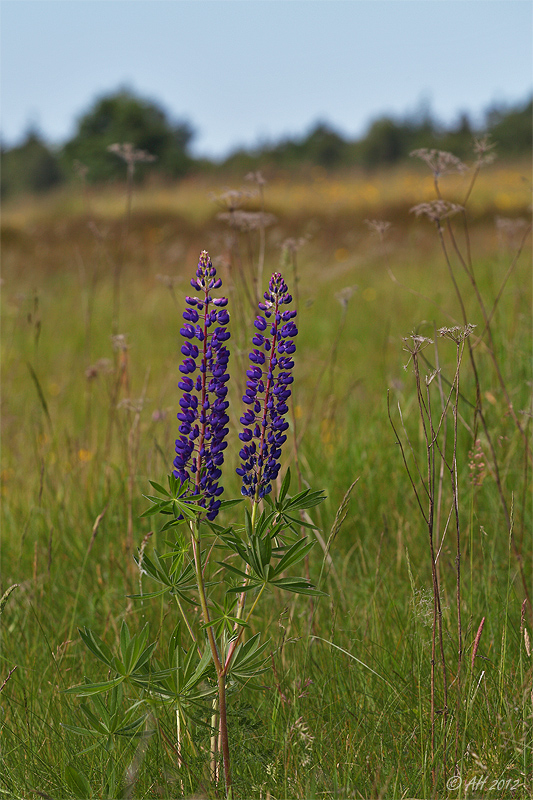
[1,130,63,197]
[299,122,349,168]
[62,89,195,182]
[486,97,532,157]
[358,117,406,166]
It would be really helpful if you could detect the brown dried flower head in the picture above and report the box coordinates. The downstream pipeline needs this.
[410,200,464,223]
[85,358,113,380]
[335,286,358,309]
[473,135,496,166]
[209,188,257,211]
[281,236,308,255]
[107,142,157,165]
[438,323,476,344]
[410,148,468,177]
[402,334,434,361]
[365,219,392,241]
[244,170,267,187]
[111,334,129,352]
[217,210,276,232]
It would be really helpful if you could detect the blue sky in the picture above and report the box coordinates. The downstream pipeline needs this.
[1,0,531,159]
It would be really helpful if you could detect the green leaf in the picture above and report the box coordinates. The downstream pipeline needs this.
[62,723,99,737]
[272,538,315,576]
[131,641,158,673]
[128,588,169,601]
[285,489,327,511]
[285,515,319,530]
[64,676,125,696]
[114,714,148,737]
[160,517,183,531]
[221,562,252,581]
[271,577,326,596]
[64,765,93,799]
[279,468,291,503]
[79,702,108,734]
[149,480,170,497]
[244,507,253,540]
[217,498,244,510]
[225,582,261,594]
[78,628,115,669]
[184,645,213,692]
[229,633,270,683]
[119,622,131,663]
[140,503,167,518]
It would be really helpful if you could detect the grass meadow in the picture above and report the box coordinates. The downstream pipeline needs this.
[1,156,532,799]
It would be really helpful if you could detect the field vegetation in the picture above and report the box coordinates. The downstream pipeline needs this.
[1,149,531,799]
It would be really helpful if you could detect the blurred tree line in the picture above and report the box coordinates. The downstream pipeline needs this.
[1,89,531,198]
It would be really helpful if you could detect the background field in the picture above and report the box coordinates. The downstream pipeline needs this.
[1,157,531,799]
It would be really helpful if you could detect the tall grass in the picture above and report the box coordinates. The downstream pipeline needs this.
[1,155,531,798]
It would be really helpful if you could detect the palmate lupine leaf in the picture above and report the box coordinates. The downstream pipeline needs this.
[199,596,250,637]
[119,622,156,674]
[131,551,197,603]
[222,533,324,596]
[228,633,270,687]
[67,624,158,696]
[131,625,214,707]
[264,473,326,532]
[141,474,206,528]
[77,627,115,670]
[270,536,315,574]
[64,685,148,739]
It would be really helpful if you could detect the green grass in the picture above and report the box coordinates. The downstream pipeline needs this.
[1,163,531,799]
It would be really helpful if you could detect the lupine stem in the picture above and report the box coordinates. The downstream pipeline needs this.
[188,518,232,794]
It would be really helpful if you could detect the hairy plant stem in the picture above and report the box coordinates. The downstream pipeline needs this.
[189,519,232,794]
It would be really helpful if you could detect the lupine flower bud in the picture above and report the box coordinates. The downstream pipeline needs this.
[173,251,230,520]
[237,272,297,500]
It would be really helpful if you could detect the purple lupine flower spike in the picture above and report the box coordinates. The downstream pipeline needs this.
[173,251,230,520]
[237,272,297,500]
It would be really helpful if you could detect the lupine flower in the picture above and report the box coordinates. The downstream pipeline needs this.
[237,272,297,500]
[173,251,230,520]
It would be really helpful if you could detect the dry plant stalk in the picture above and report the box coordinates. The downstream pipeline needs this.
[389,325,474,785]
[410,144,532,612]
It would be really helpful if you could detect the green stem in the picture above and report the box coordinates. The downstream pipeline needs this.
[189,520,221,672]
[189,518,232,794]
